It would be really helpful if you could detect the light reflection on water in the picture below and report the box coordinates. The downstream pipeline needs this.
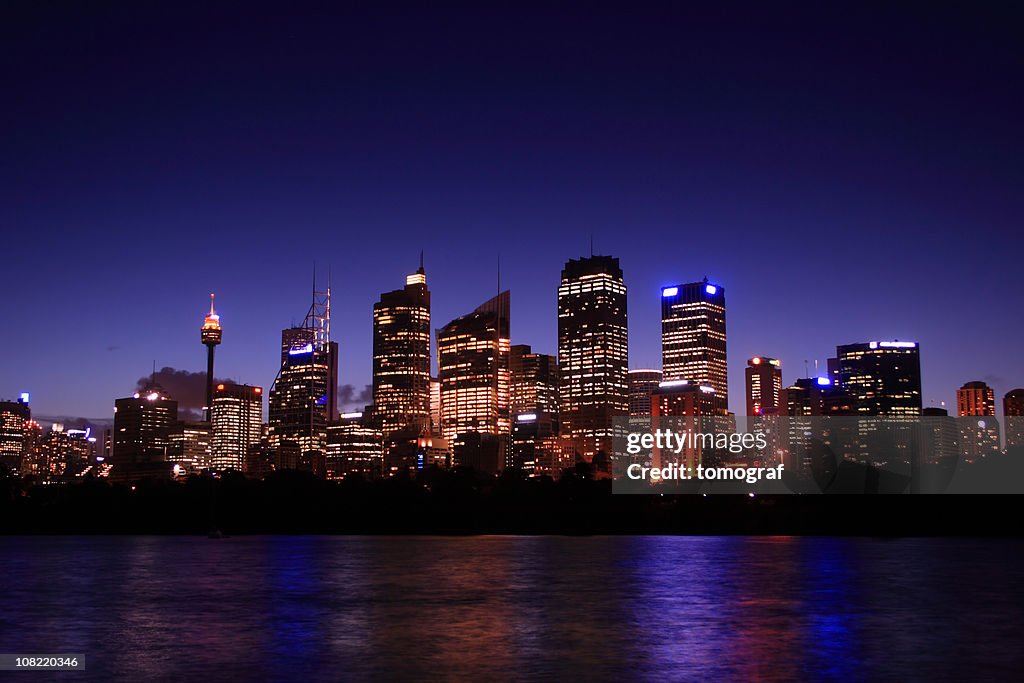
[0,536,1021,681]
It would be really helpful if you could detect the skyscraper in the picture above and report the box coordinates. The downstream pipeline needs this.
[200,293,222,422]
[211,383,263,471]
[956,380,1000,461]
[745,357,782,416]
[558,255,628,460]
[0,395,30,475]
[835,341,922,417]
[509,344,560,473]
[436,291,510,472]
[111,385,178,480]
[370,262,431,439]
[661,279,728,409]
[326,413,383,480]
[268,280,338,475]
[510,344,559,418]
[1004,389,1024,449]
[627,369,662,417]
[957,381,995,417]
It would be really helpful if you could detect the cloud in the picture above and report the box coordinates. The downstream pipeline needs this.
[136,367,234,421]
[338,383,372,411]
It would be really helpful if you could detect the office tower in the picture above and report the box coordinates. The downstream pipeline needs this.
[370,262,431,439]
[661,279,727,409]
[429,378,441,433]
[36,425,90,479]
[437,291,510,472]
[268,279,338,475]
[956,381,999,461]
[627,369,662,417]
[920,407,960,466]
[0,395,31,474]
[835,341,922,417]
[211,383,263,471]
[648,380,725,472]
[326,414,383,480]
[745,357,782,416]
[1005,389,1024,449]
[112,385,178,480]
[169,421,212,474]
[200,293,222,422]
[650,380,722,418]
[510,345,559,418]
[781,377,858,479]
[558,255,628,460]
[957,381,995,417]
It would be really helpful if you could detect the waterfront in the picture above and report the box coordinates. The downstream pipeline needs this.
[1,536,1021,681]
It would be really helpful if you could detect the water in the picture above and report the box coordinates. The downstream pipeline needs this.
[0,536,1021,681]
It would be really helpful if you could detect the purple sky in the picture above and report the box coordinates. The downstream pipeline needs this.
[2,1,1022,421]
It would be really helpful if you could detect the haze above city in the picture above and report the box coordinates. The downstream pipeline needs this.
[2,2,1022,420]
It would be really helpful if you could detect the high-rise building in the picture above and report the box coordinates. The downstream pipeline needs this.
[649,380,726,471]
[200,293,222,422]
[558,255,628,460]
[957,381,995,417]
[429,377,441,433]
[212,383,263,471]
[0,395,31,474]
[745,357,782,416]
[326,414,383,480]
[510,345,559,418]
[956,380,999,461]
[1003,389,1024,450]
[169,421,212,474]
[661,279,727,409]
[370,262,431,439]
[835,341,922,417]
[627,369,662,417]
[112,385,178,480]
[268,281,337,476]
[437,291,511,472]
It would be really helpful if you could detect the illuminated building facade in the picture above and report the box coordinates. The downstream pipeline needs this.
[957,381,995,417]
[437,291,511,472]
[169,421,212,474]
[370,263,431,439]
[268,280,337,476]
[212,383,263,471]
[834,341,922,417]
[627,369,662,417]
[1005,389,1024,449]
[36,424,96,479]
[200,293,222,421]
[661,279,728,409]
[0,395,31,474]
[649,380,725,471]
[510,345,559,419]
[558,256,628,460]
[430,378,441,433]
[326,414,383,480]
[745,357,782,416]
[956,380,999,461]
[112,386,178,480]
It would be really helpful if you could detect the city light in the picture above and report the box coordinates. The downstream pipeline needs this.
[817,377,831,386]
[705,284,717,295]
[661,287,678,297]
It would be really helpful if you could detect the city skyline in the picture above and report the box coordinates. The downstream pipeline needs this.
[3,3,1022,420]
[3,256,1022,424]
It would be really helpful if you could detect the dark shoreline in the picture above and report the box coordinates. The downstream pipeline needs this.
[2,470,1021,536]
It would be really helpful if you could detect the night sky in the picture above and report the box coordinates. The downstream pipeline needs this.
[2,1,1022,421]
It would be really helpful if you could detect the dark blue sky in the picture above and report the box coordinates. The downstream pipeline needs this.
[2,1,1022,420]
